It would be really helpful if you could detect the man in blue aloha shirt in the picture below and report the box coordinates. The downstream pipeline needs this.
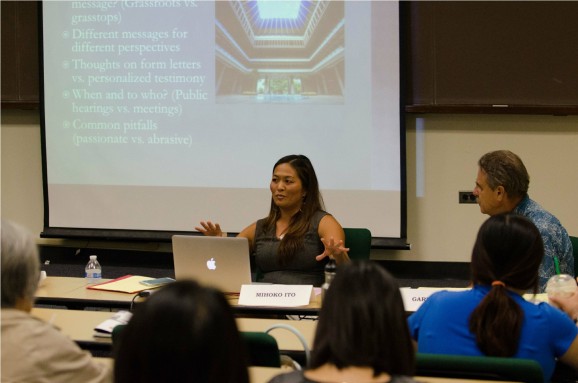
[473,150,574,292]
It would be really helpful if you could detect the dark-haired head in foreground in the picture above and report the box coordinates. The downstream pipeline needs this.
[114,280,249,383]
[311,260,415,376]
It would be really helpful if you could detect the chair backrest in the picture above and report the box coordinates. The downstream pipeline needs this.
[343,228,372,261]
[111,323,126,349]
[241,331,281,367]
[415,353,544,383]
[113,325,281,368]
[569,235,578,277]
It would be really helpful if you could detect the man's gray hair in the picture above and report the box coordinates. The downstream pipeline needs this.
[478,150,530,198]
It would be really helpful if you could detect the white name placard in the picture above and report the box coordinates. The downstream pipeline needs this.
[401,287,470,312]
[238,284,313,307]
[400,288,433,312]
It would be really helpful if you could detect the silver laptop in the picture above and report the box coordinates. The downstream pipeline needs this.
[171,235,252,294]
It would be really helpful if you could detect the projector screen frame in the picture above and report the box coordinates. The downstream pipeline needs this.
[38,1,409,250]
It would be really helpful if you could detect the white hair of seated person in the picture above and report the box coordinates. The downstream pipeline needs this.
[1,219,40,311]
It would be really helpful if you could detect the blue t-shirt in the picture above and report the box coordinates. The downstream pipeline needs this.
[514,195,574,292]
[407,285,577,381]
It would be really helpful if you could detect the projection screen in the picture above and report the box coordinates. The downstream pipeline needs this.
[40,0,406,247]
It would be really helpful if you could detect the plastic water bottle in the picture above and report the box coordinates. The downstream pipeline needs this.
[321,259,337,302]
[85,255,102,284]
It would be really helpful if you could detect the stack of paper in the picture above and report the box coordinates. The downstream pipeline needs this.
[94,310,132,338]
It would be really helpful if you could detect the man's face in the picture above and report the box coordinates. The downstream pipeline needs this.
[473,168,506,216]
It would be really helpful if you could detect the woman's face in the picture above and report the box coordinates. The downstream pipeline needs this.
[270,163,305,211]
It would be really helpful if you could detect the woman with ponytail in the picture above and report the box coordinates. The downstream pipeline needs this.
[408,213,578,381]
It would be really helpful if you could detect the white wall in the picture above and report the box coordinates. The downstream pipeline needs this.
[1,110,44,234]
[2,109,577,262]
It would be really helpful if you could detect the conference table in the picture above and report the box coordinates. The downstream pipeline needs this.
[35,277,549,315]
[35,276,322,315]
[33,279,542,383]
[31,307,317,359]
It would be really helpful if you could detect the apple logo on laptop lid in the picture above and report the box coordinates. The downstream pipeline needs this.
[206,257,216,270]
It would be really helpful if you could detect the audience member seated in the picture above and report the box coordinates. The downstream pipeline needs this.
[408,213,578,381]
[268,260,417,383]
[114,279,249,383]
[473,150,574,291]
[1,219,111,383]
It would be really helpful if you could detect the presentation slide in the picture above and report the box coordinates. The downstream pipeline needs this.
[41,0,403,240]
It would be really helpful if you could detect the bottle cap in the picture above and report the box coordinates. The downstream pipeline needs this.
[89,255,97,260]
[324,258,337,272]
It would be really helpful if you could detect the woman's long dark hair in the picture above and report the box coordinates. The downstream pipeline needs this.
[310,260,415,376]
[468,213,543,357]
[114,280,249,383]
[264,154,325,265]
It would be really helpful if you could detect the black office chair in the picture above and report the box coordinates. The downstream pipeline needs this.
[342,228,372,261]
[416,353,544,383]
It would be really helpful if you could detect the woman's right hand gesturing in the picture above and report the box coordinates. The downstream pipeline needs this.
[195,221,223,237]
